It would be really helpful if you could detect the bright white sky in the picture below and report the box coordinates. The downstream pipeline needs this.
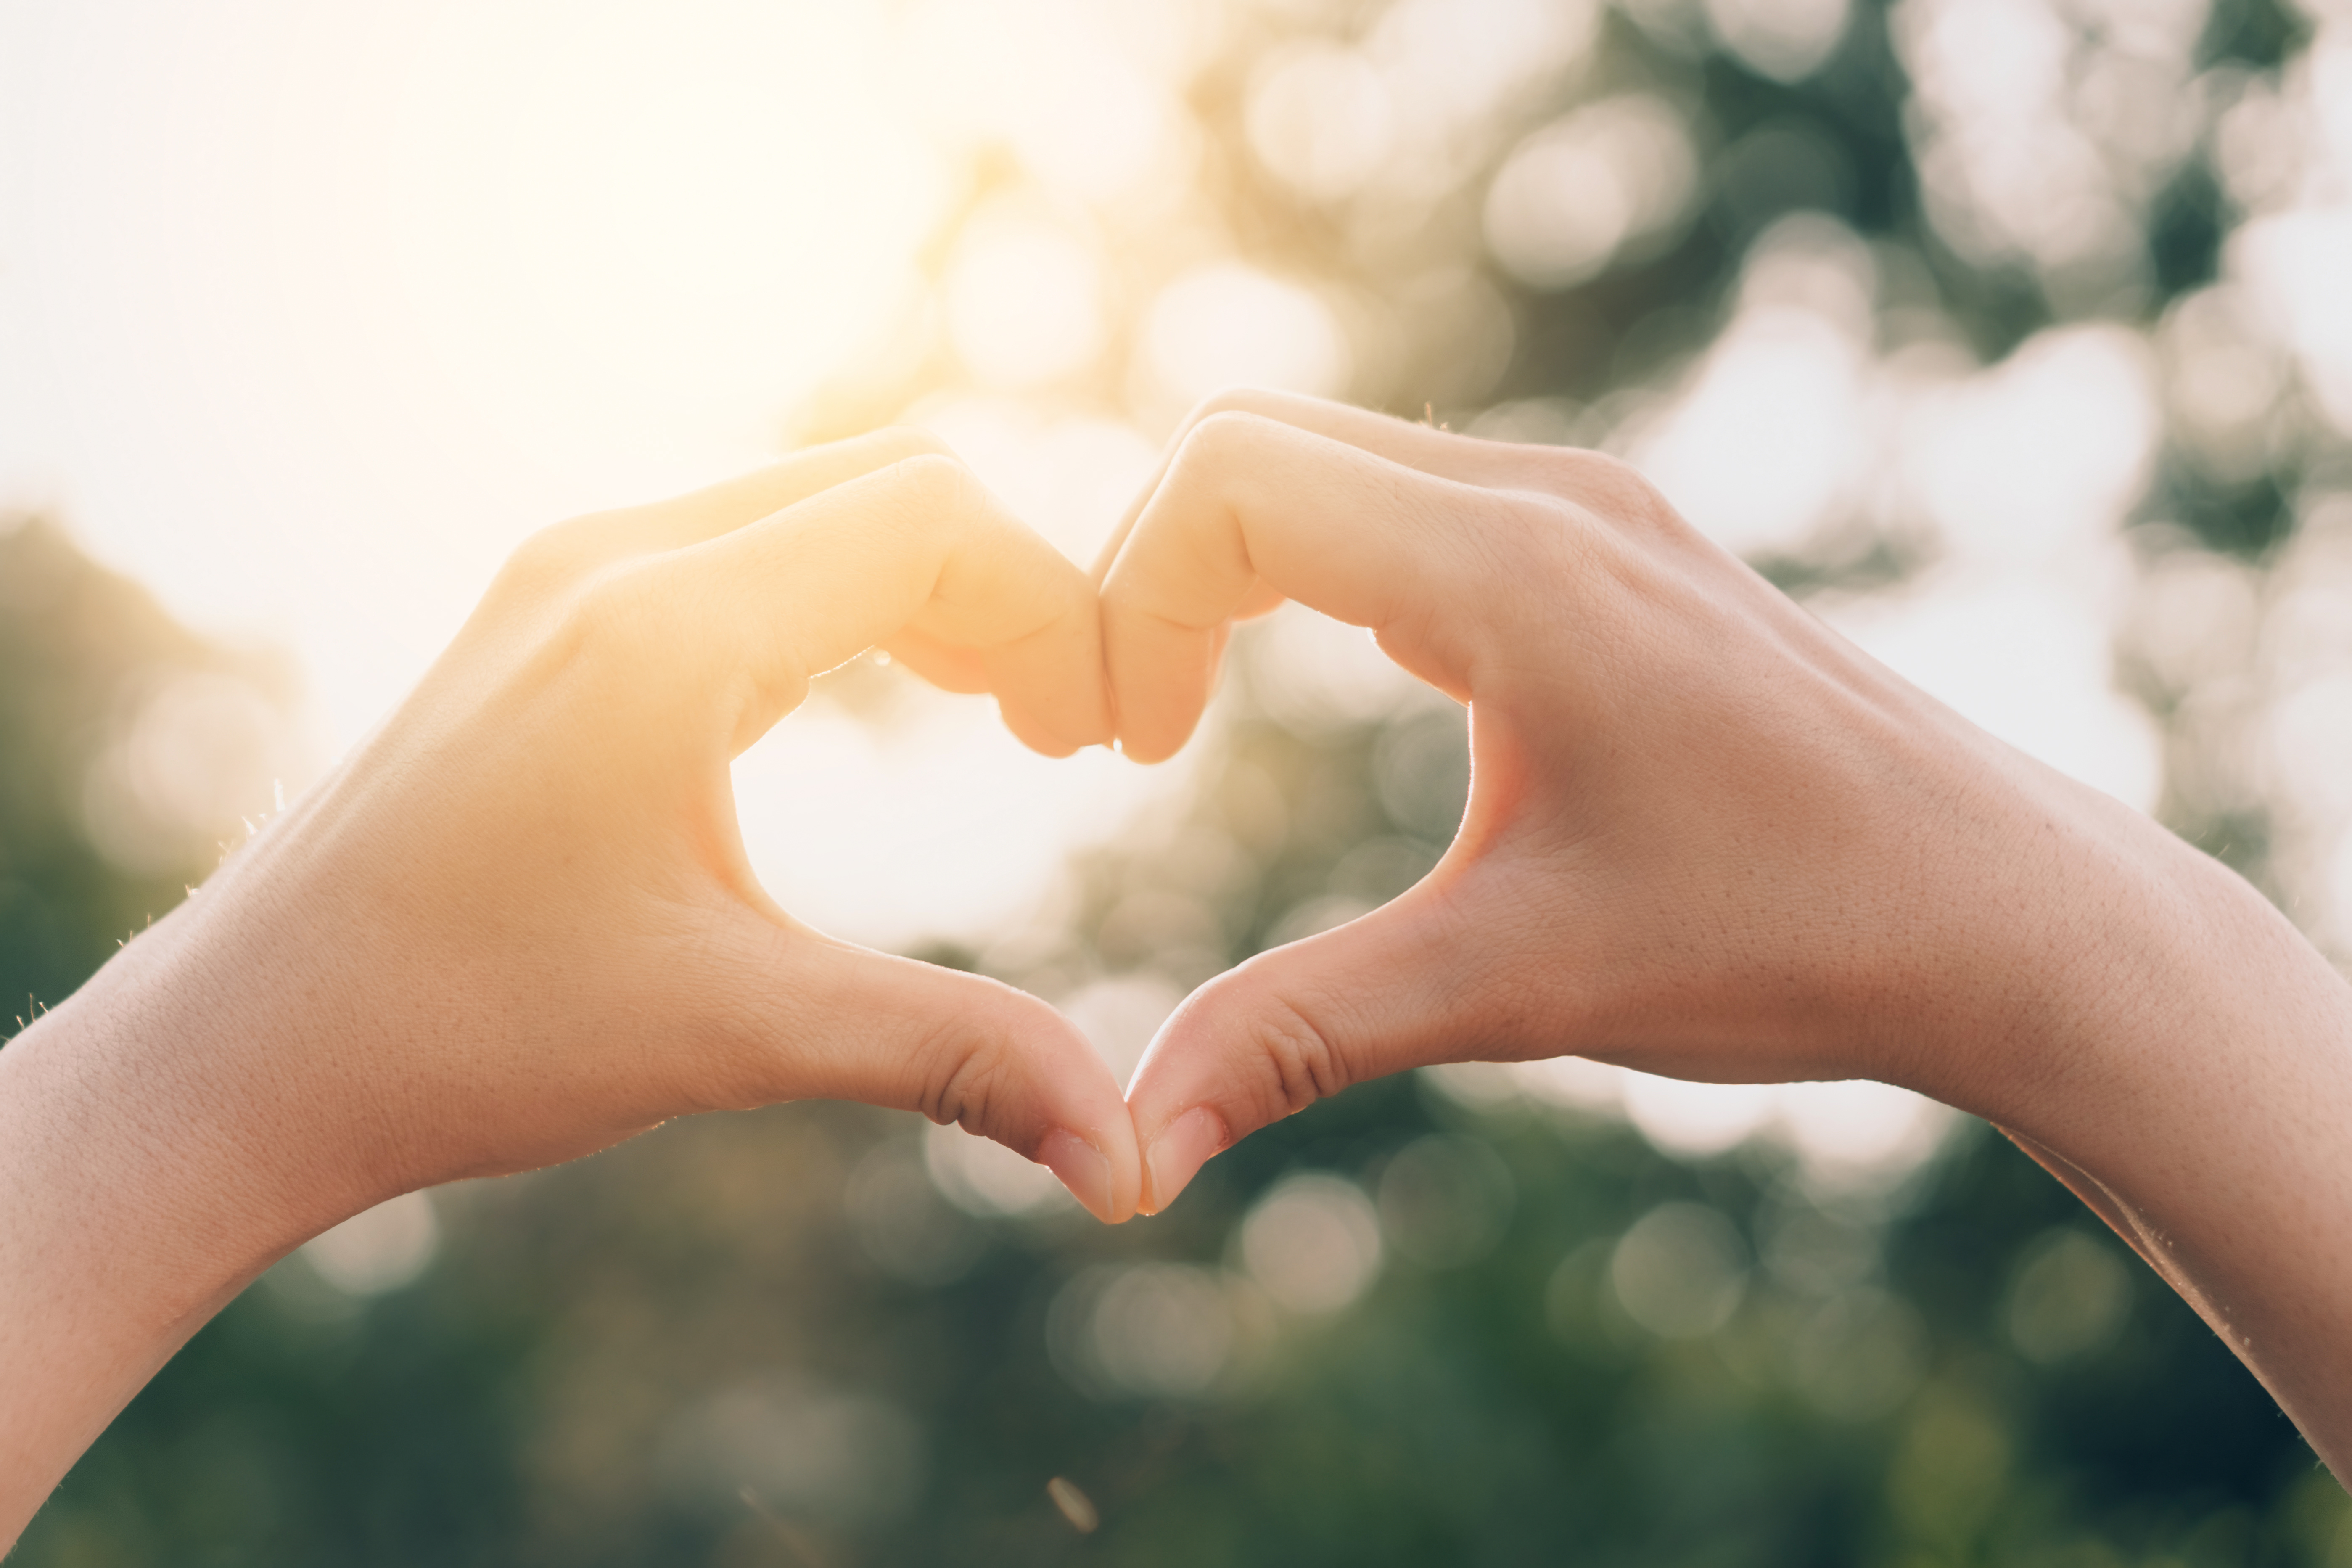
[0,0,1186,950]
[1,0,936,714]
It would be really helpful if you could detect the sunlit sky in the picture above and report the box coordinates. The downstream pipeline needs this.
[1,2,939,699]
[0,0,1197,949]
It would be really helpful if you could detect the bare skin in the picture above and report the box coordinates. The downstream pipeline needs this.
[1099,390,2352,1483]
[6,395,2349,1545]
[0,431,1145,1546]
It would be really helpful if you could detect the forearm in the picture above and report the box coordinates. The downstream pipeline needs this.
[0,933,302,1549]
[1982,824,2352,1479]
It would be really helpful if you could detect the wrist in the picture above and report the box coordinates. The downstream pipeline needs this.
[1861,751,2252,1129]
[1934,802,2352,1468]
[3,902,358,1307]
[0,933,317,1540]
[1937,801,2306,1145]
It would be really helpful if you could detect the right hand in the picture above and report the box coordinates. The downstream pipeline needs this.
[1098,390,2204,1214]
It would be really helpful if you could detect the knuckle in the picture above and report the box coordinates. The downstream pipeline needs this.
[1248,994,1353,1119]
[914,1012,1015,1135]
[1176,409,1279,480]
[494,515,616,600]
[1189,407,1274,450]
[1548,445,1640,489]
[885,451,979,522]
[1190,386,1282,426]
[568,565,673,662]
[892,448,972,489]
[1543,448,1683,532]
[852,454,976,573]
[1468,489,1580,582]
[1446,490,1629,638]
[1142,409,1284,526]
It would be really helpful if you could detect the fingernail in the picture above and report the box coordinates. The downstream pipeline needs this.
[1037,1129,1113,1222]
[1142,1107,1228,1216]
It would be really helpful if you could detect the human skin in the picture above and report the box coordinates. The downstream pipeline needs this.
[6,399,2349,1543]
[1099,390,2352,1482]
[0,431,1145,1546]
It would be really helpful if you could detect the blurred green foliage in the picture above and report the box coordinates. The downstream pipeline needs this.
[0,518,256,1029]
[12,0,2352,1562]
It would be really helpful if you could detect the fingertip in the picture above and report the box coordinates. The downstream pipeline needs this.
[991,993,1144,1223]
[1102,626,1218,764]
[1234,580,1288,620]
[1036,1127,1116,1223]
[997,698,1081,758]
[993,676,1117,756]
[1138,1105,1229,1216]
[1111,720,1193,766]
[983,643,1113,755]
[786,943,1144,1221]
[1123,895,1480,1213]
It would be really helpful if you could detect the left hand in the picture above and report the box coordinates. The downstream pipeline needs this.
[1,430,1147,1543]
[152,430,1144,1227]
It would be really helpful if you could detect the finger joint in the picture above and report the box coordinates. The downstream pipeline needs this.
[1252,995,1353,1118]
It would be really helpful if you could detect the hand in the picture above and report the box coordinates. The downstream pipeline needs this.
[1099,389,2352,1477]
[180,431,1142,1221]
[1099,391,2090,1200]
[1,432,1143,1539]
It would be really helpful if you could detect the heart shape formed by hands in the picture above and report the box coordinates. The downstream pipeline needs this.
[19,393,2348,1528]
[176,389,2156,1253]
[144,429,1152,1248]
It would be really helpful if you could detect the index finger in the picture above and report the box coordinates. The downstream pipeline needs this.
[1087,389,1567,587]
[637,453,1111,755]
[616,428,959,555]
[1098,411,1522,762]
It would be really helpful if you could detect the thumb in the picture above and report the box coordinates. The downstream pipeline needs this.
[1124,885,1496,1214]
[721,932,1142,1222]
